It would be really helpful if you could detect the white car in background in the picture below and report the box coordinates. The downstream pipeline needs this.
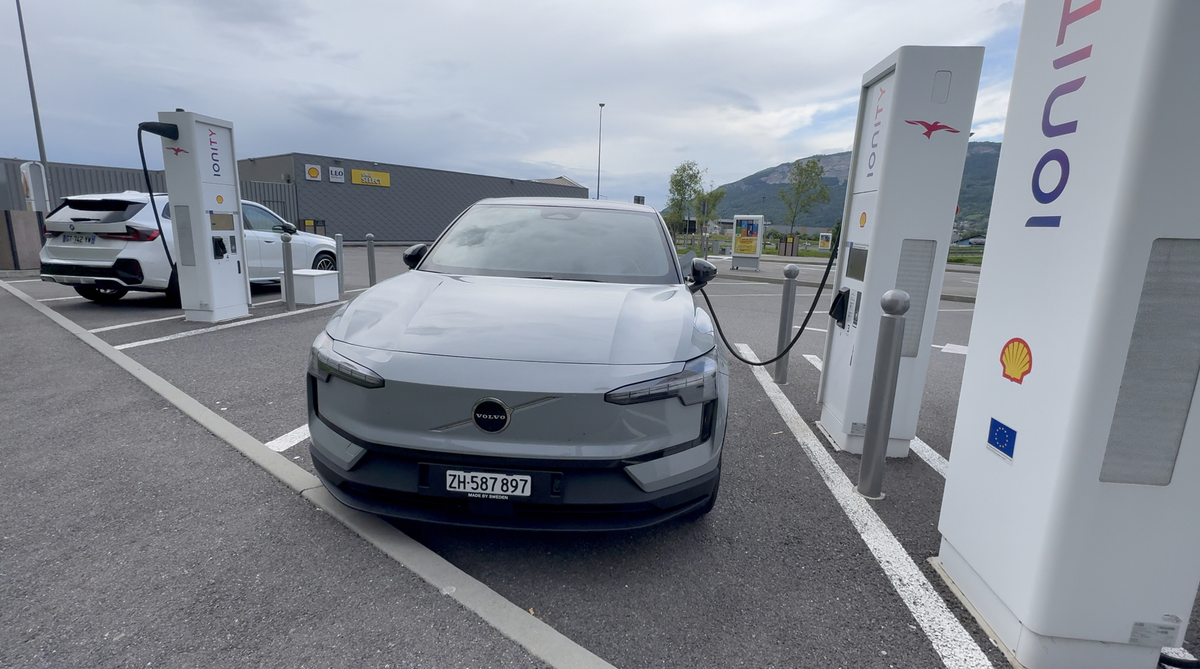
[40,191,337,303]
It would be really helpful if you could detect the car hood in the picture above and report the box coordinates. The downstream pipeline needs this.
[326,271,714,365]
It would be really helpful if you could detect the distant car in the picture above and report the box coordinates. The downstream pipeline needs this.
[39,191,337,303]
[307,197,727,530]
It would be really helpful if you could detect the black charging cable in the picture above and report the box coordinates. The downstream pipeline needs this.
[137,126,174,268]
[700,232,839,367]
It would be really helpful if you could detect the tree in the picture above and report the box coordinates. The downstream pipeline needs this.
[779,158,831,236]
[693,182,726,234]
[665,160,705,234]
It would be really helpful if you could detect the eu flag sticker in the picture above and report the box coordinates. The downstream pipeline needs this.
[988,418,1017,459]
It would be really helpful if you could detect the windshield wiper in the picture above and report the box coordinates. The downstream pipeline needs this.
[527,275,600,282]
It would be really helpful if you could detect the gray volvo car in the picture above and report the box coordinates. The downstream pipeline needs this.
[307,197,727,530]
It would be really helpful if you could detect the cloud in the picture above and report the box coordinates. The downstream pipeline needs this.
[1,0,1024,209]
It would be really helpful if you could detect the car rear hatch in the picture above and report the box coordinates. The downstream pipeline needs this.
[41,194,151,265]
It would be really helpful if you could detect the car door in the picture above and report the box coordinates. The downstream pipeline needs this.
[241,204,285,280]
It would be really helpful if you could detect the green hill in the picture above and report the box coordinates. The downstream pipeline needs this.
[710,141,1000,236]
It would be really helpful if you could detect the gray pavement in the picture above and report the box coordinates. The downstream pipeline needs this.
[2,246,1196,669]
[0,287,550,669]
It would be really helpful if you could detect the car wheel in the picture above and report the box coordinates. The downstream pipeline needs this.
[74,285,128,303]
[313,252,337,271]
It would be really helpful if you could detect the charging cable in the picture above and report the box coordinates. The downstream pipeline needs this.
[701,233,838,367]
[137,126,174,268]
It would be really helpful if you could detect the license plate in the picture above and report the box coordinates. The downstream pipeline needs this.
[62,233,97,245]
[446,470,531,497]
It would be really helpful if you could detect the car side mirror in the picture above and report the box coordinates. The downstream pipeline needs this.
[403,243,428,269]
[688,257,717,293]
[278,222,297,235]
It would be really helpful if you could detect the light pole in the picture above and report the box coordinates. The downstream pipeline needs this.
[596,103,605,200]
[16,0,49,170]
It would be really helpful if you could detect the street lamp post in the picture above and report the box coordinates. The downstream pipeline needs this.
[596,103,605,200]
[16,0,49,170]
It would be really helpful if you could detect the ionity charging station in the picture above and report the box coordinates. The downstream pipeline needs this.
[156,110,250,322]
[937,2,1200,667]
[817,46,983,456]
[731,214,764,270]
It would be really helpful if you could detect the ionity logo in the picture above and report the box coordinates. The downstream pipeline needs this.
[905,120,960,139]
[168,147,189,156]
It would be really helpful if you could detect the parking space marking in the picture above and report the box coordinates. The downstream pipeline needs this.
[266,424,310,452]
[931,344,969,355]
[737,343,993,669]
[793,326,826,333]
[38,295,85,302]
[114,301,348,350]
[89,314,186,333]
[803,354,823,371]
[7,278,43,283]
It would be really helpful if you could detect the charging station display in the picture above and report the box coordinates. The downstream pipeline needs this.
[937,2,1200,667]
[816,46,983,456]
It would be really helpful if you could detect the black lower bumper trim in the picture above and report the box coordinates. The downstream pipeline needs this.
[311,452,719,532]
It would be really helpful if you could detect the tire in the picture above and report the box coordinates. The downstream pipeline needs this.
[312,252,337,271]
[74,285,128,303]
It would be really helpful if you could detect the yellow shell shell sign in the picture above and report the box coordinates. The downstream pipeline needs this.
[1000,338,1032,384]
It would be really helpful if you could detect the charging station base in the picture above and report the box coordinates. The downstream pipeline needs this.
[935,542,1165,669]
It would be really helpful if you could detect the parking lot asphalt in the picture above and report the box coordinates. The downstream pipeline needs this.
[2,248,1196,669]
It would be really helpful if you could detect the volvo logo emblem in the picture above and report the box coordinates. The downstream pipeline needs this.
[472,398,511,434]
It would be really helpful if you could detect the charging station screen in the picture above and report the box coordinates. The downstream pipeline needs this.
[846,246,868,281]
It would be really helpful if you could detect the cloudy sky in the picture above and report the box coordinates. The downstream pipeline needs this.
[2,0,1023,209]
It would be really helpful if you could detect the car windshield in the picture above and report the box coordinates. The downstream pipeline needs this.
[419,203,680,284]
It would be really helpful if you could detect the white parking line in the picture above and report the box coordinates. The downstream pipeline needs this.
[114,301,347,350]
[38,295,85,302]
[265,424,310,452]
[7,278,43,283]
[738,343,993,669]
[803,354,823,371]
[792,326,826,333]
[89,314,186,333]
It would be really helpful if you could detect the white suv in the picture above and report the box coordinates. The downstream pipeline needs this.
[40,191,338,303]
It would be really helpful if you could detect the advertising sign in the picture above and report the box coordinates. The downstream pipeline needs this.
[818,233,832,250]
[351,169,391,187]
[329,166,345,183]
[304,164,321,181]
[731,214,764,270]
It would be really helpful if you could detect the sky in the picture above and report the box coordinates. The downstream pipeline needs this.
[2,0,1024,210]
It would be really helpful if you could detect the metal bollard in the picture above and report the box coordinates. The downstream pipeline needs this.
[857,289,910,500]
[335,233,344,297]
[773,264,801,383]
[366,233,377,286]
[281,233,296,312]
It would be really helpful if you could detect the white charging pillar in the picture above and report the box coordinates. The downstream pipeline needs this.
[157,110,249,322]
[817,46,983,456]
[937,2,1200,667]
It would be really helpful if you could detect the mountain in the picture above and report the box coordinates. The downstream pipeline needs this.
[712,141,1001,235]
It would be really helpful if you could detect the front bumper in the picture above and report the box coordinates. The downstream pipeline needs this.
[308,377,722,531]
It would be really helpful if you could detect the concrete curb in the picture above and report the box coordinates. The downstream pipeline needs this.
[0,279,617,669]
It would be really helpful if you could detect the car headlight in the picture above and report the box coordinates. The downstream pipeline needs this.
[309,331,385,389]
[604,349,718,406]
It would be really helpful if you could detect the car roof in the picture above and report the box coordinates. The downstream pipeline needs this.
[60,191,265,207]
[472,197,658,214]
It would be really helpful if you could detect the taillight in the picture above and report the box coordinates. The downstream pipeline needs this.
[98,227,160,242]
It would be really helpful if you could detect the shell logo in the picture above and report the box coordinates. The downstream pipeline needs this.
[859,212,867,228]
[216,195,224,204]
[307,166,320,179]
[1000,338,1032,384]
